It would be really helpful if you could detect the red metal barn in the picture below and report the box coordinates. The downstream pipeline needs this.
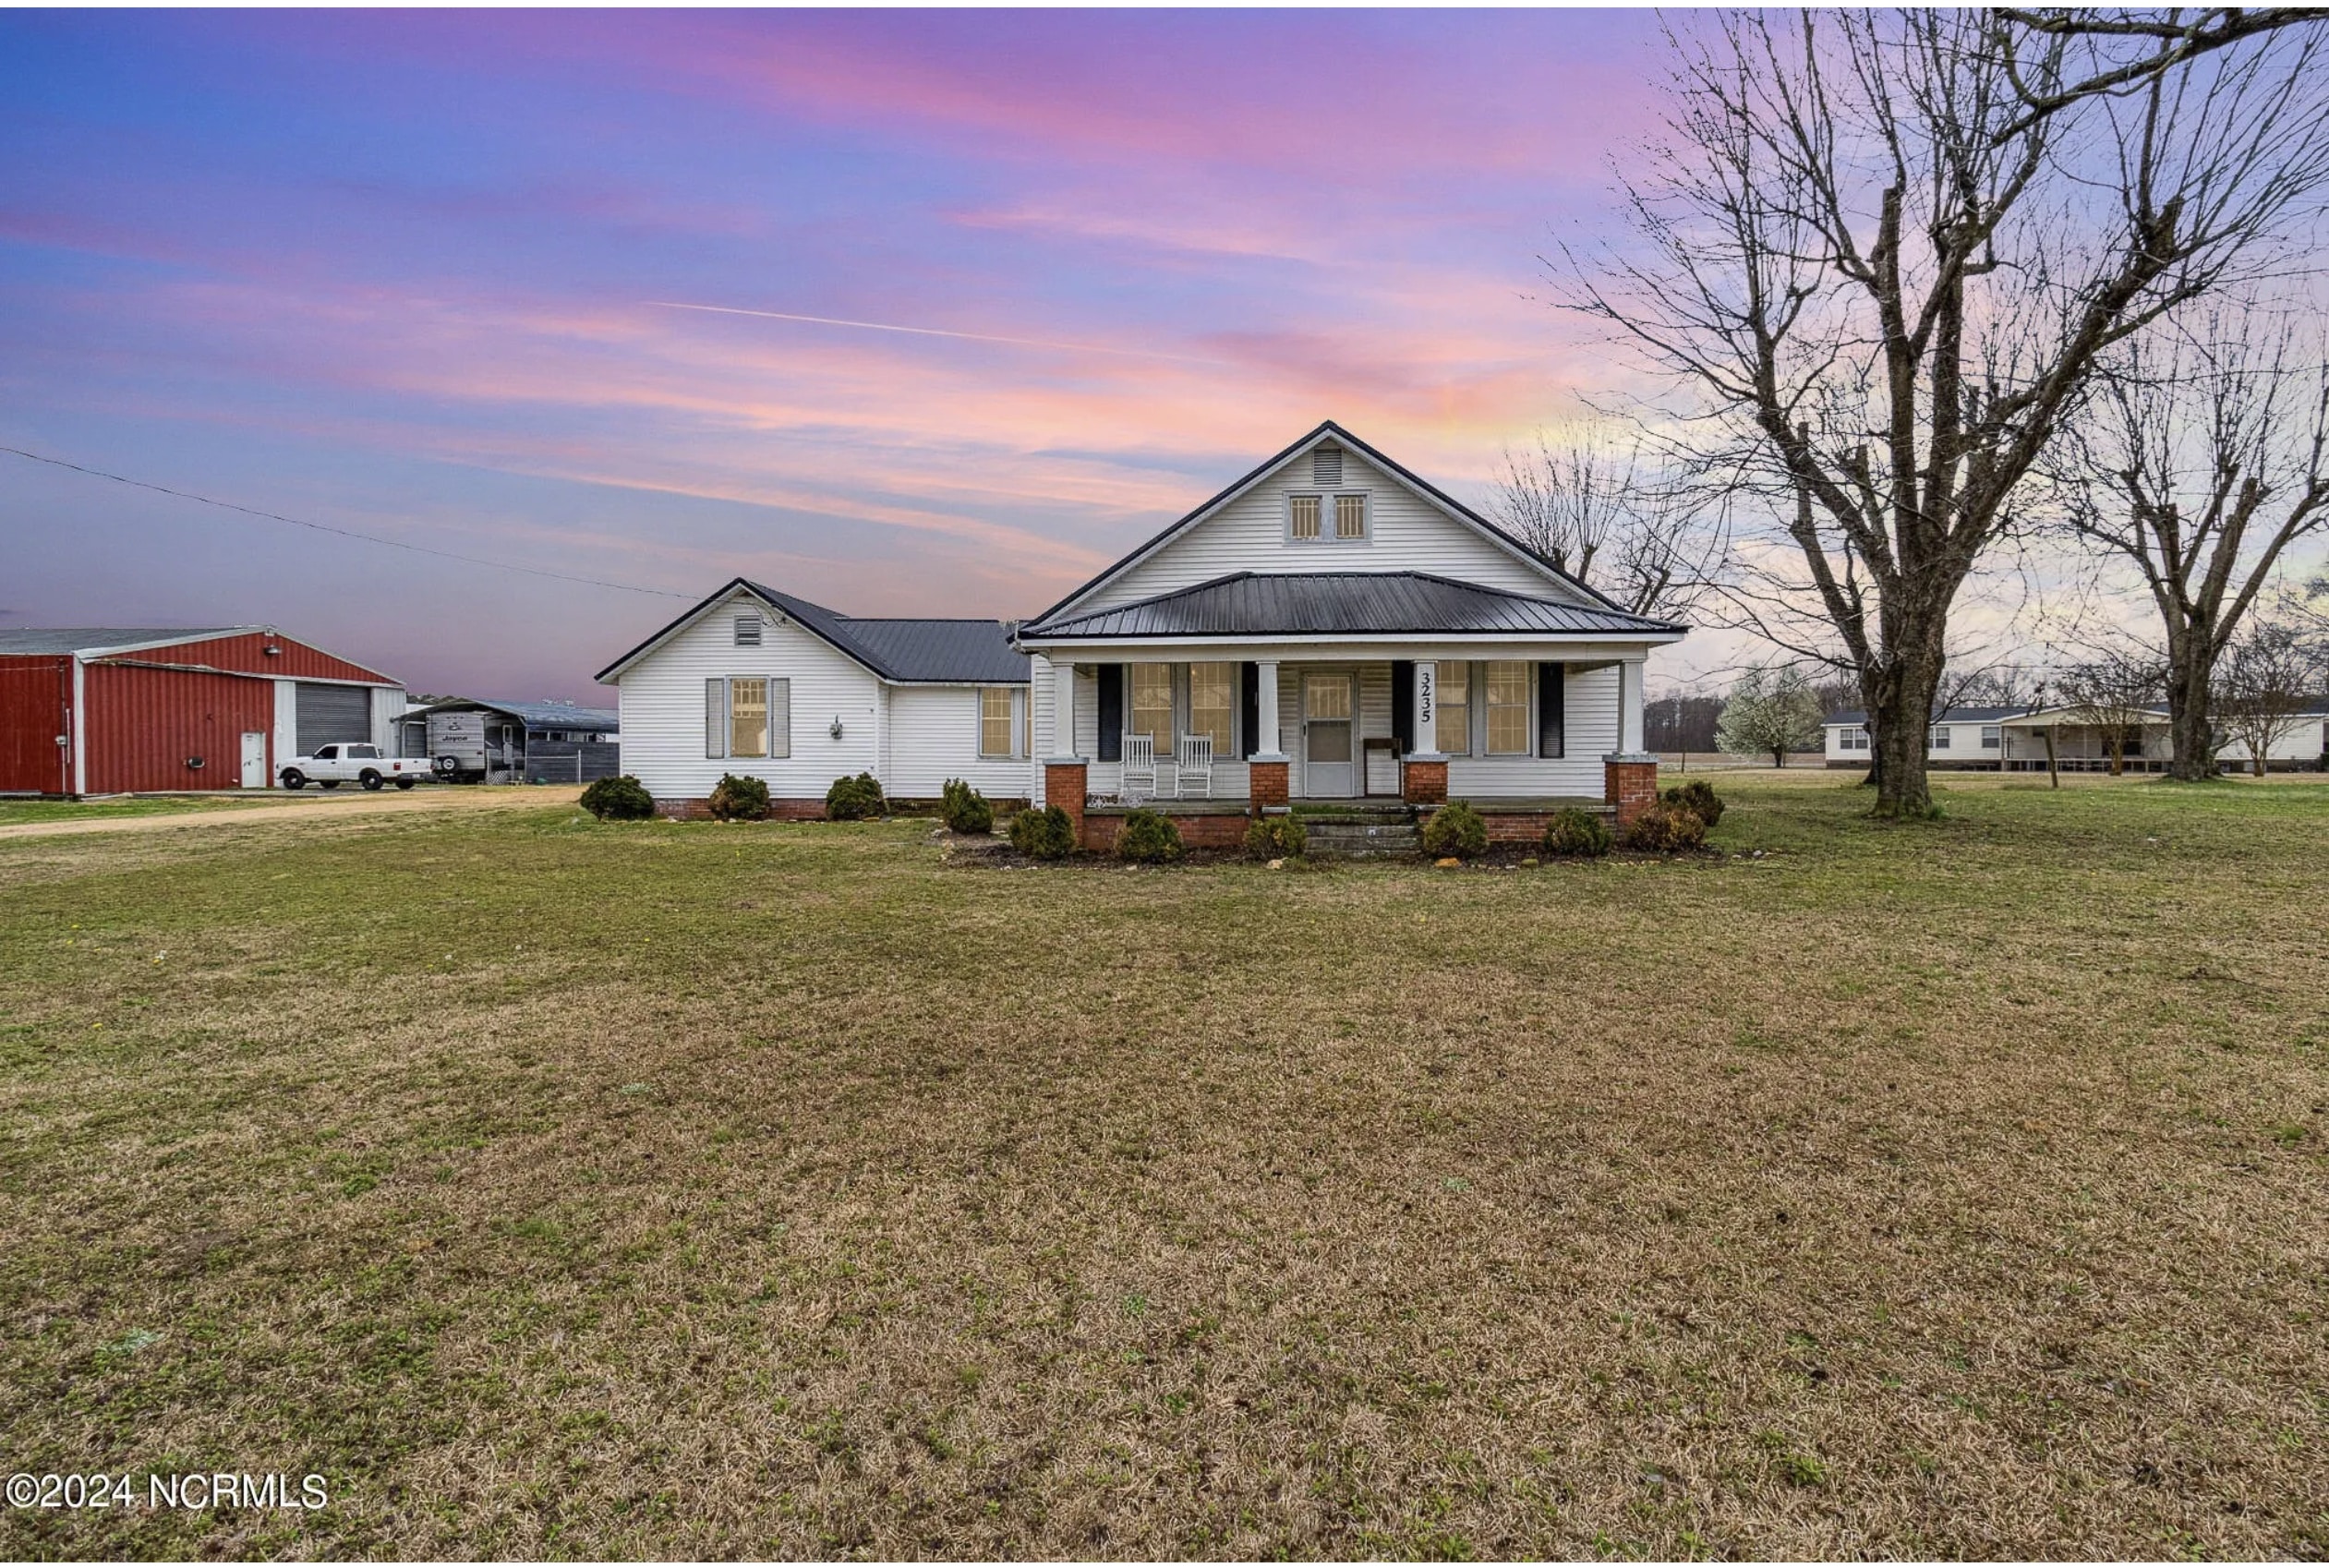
[0,628,404,797]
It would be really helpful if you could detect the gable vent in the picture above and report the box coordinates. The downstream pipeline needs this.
[733,614,763,647]
[1312,446,1344,486]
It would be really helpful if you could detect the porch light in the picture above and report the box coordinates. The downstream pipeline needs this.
[829,716,844,741]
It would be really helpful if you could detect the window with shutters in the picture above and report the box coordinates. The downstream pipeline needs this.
[1434,661,1470,754]
[1188,663,1235,754]
[979,686,1016,757]
[730,677,769,757]
[1288,493,1321,539]
[733,613,762,647]
[1485,661,1530,754]
[1129,663,1174,748]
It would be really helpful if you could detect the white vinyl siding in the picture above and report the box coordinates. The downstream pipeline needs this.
[1079,445,1590,610]
[1445,663,1613,798]
[883,684,1031,800]
[621,591,878,800]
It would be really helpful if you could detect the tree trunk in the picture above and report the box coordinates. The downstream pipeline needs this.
[1771,746,1786,767]
[2163,631,2216,781]
[1864,653,1941,817]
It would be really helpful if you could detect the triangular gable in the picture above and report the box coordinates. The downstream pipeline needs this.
[594,578,879,683]
[1025,421,1626,633]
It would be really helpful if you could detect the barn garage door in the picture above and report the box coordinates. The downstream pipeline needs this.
[296,682,372,754]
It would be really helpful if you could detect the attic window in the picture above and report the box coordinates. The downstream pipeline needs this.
[733,614,763,647]
[1312,447,1344,486]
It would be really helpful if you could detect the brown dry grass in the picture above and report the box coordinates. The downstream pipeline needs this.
[1,774,2323,1558]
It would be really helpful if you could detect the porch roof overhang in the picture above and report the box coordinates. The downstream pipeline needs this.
[1015,570,1683,648]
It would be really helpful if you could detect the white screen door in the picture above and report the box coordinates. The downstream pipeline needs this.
[239,731,268,789]
[1303,674,1355,797]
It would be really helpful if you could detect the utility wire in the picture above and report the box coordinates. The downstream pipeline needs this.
[1,443,692,599]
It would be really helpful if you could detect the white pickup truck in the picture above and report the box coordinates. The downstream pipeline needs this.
[279,742,431,791]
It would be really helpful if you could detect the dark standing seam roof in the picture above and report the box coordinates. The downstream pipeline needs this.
[1020,572,1684,641]
[596,577,1028,684]
[0,627,247,656]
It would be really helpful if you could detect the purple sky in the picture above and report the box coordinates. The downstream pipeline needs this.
[1,10,1682,699]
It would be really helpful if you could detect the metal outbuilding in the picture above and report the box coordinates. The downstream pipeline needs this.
[0,626,405,796]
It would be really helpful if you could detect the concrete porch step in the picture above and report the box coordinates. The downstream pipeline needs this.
[1302,820,1422,857]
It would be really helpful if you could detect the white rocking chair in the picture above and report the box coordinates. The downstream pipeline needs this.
[1120,733,1156,803]
[1177,734,1214,799]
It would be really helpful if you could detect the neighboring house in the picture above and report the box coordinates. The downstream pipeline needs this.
[397,697,621,784]
[596,585,1032,814]
[0,626,404,797]
[600,422,1687,840]
[1824,702,2329,773]
[1824,706,2025,769]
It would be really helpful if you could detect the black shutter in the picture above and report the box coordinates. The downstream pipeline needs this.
[1392,659,1414,753]
[1239,662,1260,759]
[1539,662,1564,757]
[1096,664,1123,761]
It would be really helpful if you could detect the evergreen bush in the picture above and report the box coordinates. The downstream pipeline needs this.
[1541,806,1613,857]
[940,778,994,834]
[1419,800,1489,860]
[579,775,656,821]
[1008,804,1077,860]
[708,773,771,822]
[825,772,887,821]
[1115,808,1184,863]
[1626,802,1708,852]
[1243,814,1309,860]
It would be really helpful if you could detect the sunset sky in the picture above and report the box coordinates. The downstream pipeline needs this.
[3,11,1708,698]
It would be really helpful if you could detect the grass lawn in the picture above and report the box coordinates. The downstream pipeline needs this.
[1,775,2323,1558]
[0,794,295,829]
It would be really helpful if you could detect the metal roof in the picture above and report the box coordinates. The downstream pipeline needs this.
[1020,571,1684,642]
[1827,706,2030,725]
[596,578,1028,684]
[405,697,620,731]
[0,626,249,656]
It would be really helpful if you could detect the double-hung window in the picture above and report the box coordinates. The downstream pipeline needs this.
[706,676,789,759]
[1840,725,1869,752]
[1435,661,1470,754]
[1129,663,1174,749]
[1286,491,1369,542]
[1187,663,1236,754]
[1485,661,1531,754]
[979,687,1017,758]
[1981,725,2001,750]
[1930,725,1951,750]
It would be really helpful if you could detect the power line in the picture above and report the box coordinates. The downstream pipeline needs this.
[0,443,692,599]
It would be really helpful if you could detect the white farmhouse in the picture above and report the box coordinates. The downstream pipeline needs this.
[600,422,1689,843]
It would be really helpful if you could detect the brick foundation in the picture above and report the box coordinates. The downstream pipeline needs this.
[1043,761,1089,844]
[1402,757,1448,805]
[654,796,828,821]
[1080,811,1252,853]
[1480,807,1617,846]
[1248,759,1289,815]
[1603,754,1659,829]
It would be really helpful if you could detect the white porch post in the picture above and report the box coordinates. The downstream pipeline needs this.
[1048,658,1080,761]
[1251,658,1286,759]
[1619,658,1647,754]
[1407,658,1444,759]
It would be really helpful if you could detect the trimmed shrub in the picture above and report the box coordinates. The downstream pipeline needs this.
[708,772,771,823]
[1660,778,1725,827]
[1244,814,1309,860]
[1115,807,1184,863]
[1626,802,1708,852]
[579,774,656,822]
[1419,800,1489,860]
[825,772,887,821]
[940,778,994,835]
[1541,806,1612,858]
[1008,804,1077,860]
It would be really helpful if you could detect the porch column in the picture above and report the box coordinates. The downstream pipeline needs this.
[1403,658,1447,803]
[1046,659,1080,762]
[1603,657,1657,827]
[1248,658,1288,815]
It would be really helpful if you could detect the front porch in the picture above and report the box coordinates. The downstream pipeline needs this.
[1026,649,1664,852]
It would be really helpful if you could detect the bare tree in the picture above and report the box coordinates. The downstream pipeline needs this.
[1562,8,2329,816]
[2047,304,2329,778]
[2054,648,2167,774]
[1492,429,1721,620]
[2215,605,2325,774]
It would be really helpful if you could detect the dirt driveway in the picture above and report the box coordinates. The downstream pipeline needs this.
[0,786,586,841]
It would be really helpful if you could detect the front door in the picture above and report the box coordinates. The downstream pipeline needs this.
[239,731,267,789]
[1302,673,1355,797]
